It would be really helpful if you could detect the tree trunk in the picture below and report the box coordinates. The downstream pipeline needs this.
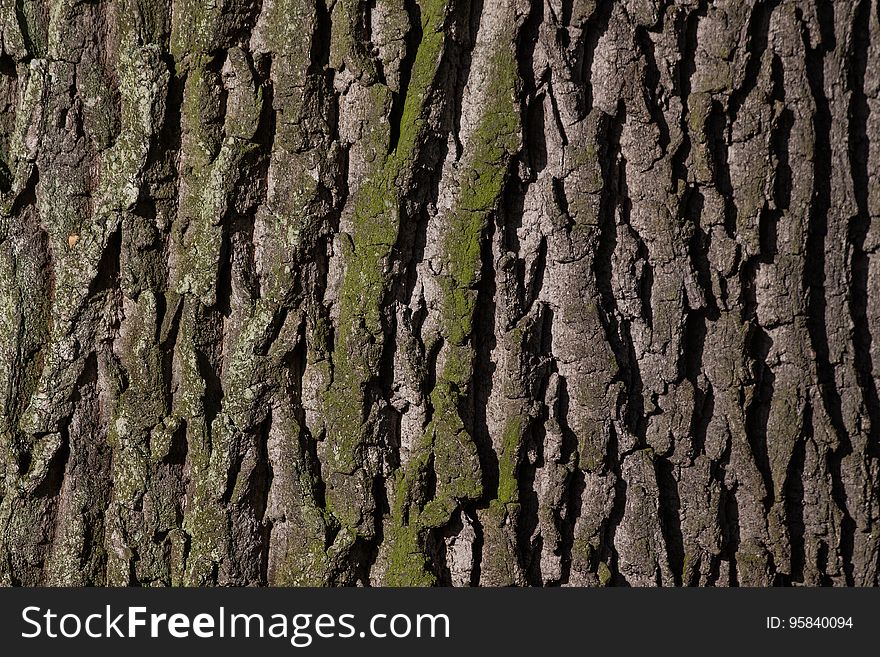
[0,0,878,587]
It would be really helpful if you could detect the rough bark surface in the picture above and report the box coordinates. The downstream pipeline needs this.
[0,0,878,587]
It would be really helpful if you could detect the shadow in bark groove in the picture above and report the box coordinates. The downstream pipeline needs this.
[744,326,775,508]
[389,0,422,154]
[847,0,880,461]
[655,456,684,586]
[783,401,808,583]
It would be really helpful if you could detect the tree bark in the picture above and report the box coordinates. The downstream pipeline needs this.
[0,0,878,586]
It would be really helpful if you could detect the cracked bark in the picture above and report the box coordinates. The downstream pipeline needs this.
[0,0,878,587]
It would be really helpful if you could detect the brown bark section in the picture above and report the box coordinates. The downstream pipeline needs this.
[0,0,878,586]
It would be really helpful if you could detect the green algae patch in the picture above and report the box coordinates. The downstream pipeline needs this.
[382,22,524,583]
[323,0,451,506]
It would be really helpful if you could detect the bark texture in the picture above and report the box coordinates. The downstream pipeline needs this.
[0,0,878,587]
